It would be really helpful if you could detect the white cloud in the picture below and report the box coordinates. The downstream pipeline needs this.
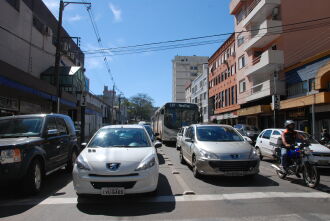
[85,57,103,70]
[109,3,122,23]
[67,14,83,22]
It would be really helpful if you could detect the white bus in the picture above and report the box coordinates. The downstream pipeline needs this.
[151,102,199,142]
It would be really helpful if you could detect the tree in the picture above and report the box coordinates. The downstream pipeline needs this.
[128,93,154,122]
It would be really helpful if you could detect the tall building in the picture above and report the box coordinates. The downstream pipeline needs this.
[208,33,238,124]
[191,64,209,123]
[172,56,209,102]
[230,0,330,136]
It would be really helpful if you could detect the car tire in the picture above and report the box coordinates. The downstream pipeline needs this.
[192,156,201,179]
[66,148,78,173]
[23,159,43,195]
[180,149,186,164]
[256,147,263,161]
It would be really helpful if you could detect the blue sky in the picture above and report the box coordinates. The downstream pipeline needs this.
[43,0,234,107]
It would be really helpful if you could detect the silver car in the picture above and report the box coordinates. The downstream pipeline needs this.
[176,126,188,150]
[179,124,260,178]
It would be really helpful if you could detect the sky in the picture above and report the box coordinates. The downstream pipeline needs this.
[42,0,234,107]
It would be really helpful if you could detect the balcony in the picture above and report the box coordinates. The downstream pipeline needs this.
[246,79,285,102]
[241,0,280,27]
[230,0,245,14]
[245,49,284,76]
[244,19,282,50]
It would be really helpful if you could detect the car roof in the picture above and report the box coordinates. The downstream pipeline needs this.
[101,124,145,129]
[192,124,234,128]
[0,113,68,120]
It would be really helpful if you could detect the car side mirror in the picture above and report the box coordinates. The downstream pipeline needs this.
[47,129,59,137]
[154,133,159,137]
[81,143,87,149]
[154,141,162,148]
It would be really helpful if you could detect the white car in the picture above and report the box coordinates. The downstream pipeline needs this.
[176,126,188,150]
[73,125,162,196]
[255,128,330,168]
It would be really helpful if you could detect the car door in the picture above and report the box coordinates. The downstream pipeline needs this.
[255,130,264,148]
[182,127,192,164]
[187,127,196,161]
[56,117,70,165]
[43,117,62,171]
[259,130,273,157]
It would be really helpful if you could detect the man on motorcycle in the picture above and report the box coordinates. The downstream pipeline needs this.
[280,120,305,176]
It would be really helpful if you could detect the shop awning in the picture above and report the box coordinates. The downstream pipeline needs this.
[237,105,271,116]
[280,92,330,110]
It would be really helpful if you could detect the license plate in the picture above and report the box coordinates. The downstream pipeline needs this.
[101,187,125,196]
[224,171,244,176]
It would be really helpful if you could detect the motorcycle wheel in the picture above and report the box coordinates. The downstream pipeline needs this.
[276,170,287,179]
[303,164,320,188]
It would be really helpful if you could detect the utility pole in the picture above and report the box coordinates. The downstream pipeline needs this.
[111,84,115,124]
[53,0,91,113]
[272,71,280,128]
[118,94,121,124]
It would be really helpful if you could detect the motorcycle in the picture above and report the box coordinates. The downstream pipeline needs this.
[271,141,320,188]
[320,137,330,149]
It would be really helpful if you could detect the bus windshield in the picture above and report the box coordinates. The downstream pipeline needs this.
[164,107,199,129]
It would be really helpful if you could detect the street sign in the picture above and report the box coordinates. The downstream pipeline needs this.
[272,95,280,110]
[81,93,86,107]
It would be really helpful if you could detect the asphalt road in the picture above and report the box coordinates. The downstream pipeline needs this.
[0,143,330,221]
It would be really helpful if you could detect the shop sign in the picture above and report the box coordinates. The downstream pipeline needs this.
[0,96,18,111]
[288,109,306,118]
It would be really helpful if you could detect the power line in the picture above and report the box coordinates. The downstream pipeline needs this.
[83,16,330,54]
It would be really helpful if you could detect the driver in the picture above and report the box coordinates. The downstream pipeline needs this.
[280,120,305,175]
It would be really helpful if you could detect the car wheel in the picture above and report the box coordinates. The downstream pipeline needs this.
[23,159,43,195]
[192,156,201,179]
[256,147,263,161]
[66,148,78,173]
[180,149,186,164]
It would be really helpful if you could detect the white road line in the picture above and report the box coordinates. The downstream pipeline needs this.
[1,191,329,207]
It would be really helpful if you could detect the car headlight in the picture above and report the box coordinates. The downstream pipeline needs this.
[76,155,91,171]
[0,149,21,164]
[200,149,219,160]
[249,148,259,159]
[135,154,156,171]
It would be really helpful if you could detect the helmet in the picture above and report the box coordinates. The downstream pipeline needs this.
[284,120,295,128]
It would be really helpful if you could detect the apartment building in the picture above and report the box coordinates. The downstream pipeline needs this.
[0,0,83,117]
[184,81,192,103]
[191,64,209,123]
[230,0,330,136]
[172,56,209,102]
[208,33,239,124]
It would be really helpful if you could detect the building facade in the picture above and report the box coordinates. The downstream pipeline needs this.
[191,64,209,123]
[172,56,209,102]
[184,81,192,103]
[208,33,239,124]
[0,0,84,118]
[229,0,330,136]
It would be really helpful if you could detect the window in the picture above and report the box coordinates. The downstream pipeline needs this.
[230,65,235,75]
[46,117,57,131]
[238,55,246,69]
[203,92,206,99]
[262,130,272,139]
[237,34,244,47]
[239,80,246,93]
[288,81,309,97]
[33,16,45,34]
[236,9,246,24]
[309,78,315,91]
[203,107,207,114]
[6,0,20,11]
[231,86,235,105]
[191,72,198,77]
[56,118,68,135]
[272,130,281,136]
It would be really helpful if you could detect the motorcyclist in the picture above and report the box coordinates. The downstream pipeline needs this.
[280,120,305,176]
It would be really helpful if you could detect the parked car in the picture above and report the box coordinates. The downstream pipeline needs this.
[176,126,188,150]
[234,124,260,142]
[255,129,330,168]
[73,125,162,196]
[0,114,79,194]
[179,124,260,178]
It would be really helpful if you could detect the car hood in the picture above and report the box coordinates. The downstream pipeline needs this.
[196,141,253,159]
[0,137,43,149]
[309,143,330,153]
[81,147,156,174]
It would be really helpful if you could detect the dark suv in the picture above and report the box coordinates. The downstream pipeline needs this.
[0,114,80,195]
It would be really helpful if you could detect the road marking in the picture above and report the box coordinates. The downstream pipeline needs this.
[1,191,329,207]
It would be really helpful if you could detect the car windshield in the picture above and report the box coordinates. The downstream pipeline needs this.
[0,117,43,137]
[88,128,151,148]
[298,132,319,144]
[197,126,244,142]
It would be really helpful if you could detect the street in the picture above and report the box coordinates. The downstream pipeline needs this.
[0,143,330,221]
